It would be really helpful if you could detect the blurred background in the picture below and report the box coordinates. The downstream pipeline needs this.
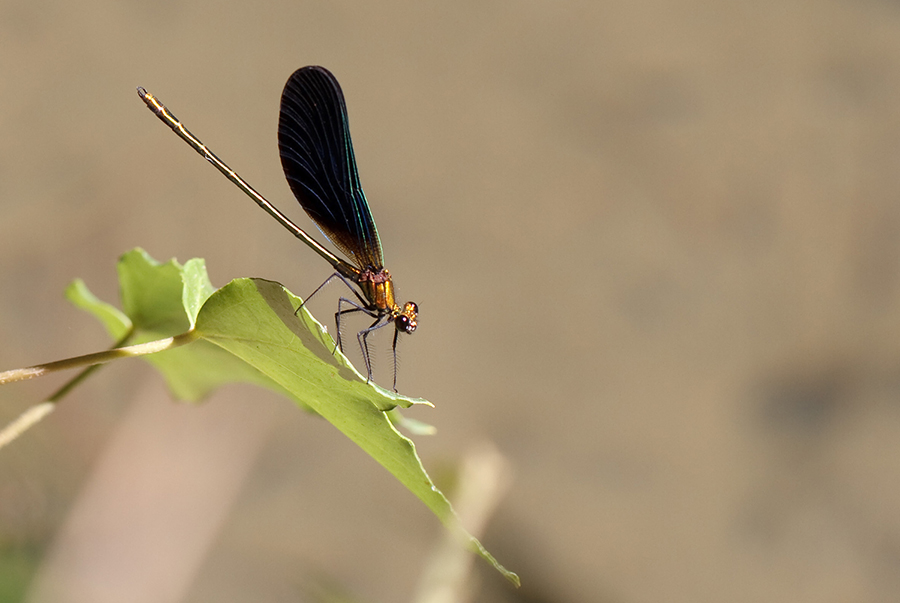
[3,0,900,601]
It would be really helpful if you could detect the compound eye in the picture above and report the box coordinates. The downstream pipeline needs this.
[396,314,417,334]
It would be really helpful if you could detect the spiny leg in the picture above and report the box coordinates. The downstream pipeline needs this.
[391,327,400,392]
[294,271,374,354]
[335,298,372,352]
[295,271,368,316]
[357,316,393,383]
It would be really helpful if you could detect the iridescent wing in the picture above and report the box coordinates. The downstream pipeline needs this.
[278,66,384,271]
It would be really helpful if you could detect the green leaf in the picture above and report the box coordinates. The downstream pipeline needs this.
[65,279,132,340]
[69,248,518,585]
[181,257,217,327]
[118,248,195,338]
[106,249,283,401]
[195,278,516,583]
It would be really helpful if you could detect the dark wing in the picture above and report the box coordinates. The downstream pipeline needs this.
[278,66,384,271]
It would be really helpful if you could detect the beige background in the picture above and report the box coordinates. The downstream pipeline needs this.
[3,1,900,601]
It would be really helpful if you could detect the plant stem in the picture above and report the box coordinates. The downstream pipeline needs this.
[0,330,198,451]
[0,331,197,386]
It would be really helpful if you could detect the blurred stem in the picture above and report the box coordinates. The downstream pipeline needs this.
[413,443,515,603]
